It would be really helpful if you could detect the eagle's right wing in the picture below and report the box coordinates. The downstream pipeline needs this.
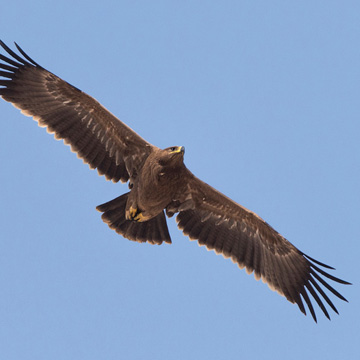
[0,41,155,183]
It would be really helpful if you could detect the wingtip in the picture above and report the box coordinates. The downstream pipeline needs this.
[0,40,11,53]
[95,204,104,212]
[13,42,40,67]
[302,252,336,270]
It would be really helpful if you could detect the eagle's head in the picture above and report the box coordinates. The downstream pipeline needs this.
[158,146,185,167]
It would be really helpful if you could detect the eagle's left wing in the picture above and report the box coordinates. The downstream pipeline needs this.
[170,170,350,322]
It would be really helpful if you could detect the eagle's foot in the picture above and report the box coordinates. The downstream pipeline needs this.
[128,206,144,222]
[134,212,145,222]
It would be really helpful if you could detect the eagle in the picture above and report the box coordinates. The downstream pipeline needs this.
[0,41,350,322]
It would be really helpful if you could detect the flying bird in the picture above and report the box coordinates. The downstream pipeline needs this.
[0,41,350,322]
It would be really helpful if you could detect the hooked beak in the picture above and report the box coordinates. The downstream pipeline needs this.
[170,146,185,154]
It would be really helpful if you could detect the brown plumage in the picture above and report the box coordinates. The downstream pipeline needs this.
[0,41,350,322]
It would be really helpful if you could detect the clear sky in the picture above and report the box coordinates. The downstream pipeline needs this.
[0,1,358,359]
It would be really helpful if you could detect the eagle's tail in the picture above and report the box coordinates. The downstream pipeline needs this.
[96,193,171,245]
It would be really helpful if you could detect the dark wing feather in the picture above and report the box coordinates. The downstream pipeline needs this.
[0,41,155,182]
[172,171,350,322]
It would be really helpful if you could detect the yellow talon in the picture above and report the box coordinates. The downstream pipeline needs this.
[128,206,145,222]
[129,206,138,219]
[134,213,145,222]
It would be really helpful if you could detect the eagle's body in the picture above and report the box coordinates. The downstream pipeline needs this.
[127,146,187,223]
[0,41,350,322]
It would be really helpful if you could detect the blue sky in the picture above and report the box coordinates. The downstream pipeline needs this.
[0,1,358,359]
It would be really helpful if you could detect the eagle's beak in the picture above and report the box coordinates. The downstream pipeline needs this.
[171,146,185,154]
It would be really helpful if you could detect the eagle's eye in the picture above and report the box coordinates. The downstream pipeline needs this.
[170,147,176,152]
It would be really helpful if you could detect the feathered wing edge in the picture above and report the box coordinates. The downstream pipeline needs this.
[172,174,350,322]
[0,40,154,183]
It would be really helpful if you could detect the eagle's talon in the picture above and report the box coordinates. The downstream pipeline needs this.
[128,206,144,222]
[134,212,144,222]
[128,206,140,221]
[129,206,138,219]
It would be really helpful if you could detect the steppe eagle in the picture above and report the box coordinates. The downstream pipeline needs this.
[0,41,350,322]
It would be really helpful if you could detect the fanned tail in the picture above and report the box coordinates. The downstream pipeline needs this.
[96,193,171,245]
